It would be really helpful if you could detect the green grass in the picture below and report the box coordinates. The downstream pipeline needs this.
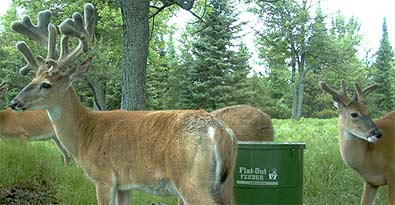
[0,118,388,204]
[0,141,177,205]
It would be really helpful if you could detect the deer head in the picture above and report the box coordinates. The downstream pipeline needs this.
[319,80,382,143]
[10,4,95,111]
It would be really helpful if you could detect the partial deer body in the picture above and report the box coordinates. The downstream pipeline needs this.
[211,104,274,141]
[10,4,237,205]
[0,81,71,164]
[320,80,395,205]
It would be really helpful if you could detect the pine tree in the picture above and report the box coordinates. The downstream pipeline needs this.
[371,17,395,114]
[178,0,249,111]
[228,43,252,105]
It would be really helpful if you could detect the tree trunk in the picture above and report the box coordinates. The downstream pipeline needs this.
[296,71,305,120]
[290,46,298,120]
[295,54,306,120]
[291,68,298,120]
[119,0,149,110]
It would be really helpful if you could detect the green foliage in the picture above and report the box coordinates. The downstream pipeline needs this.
[370,18,395,116]
[146,9,180,110]
[0,0,392,119]
[175,0,251,111]
[251,1,368,119]
[252,0,315,120]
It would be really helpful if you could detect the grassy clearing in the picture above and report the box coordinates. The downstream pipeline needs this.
[0,118,388,204]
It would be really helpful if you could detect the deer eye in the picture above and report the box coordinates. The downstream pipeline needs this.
[350,112,359,118]
[40,82,52,89]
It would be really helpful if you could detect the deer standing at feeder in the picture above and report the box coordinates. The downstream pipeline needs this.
[319,80,395,205]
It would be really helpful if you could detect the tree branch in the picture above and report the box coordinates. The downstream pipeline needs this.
[149,13,155,42]
[149,3,171,19]
[86,80,103,111]
[170,0,195,10]
[251,26,282,50]
[189,0,207,24]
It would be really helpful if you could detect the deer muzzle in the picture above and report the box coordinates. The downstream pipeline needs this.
[367,128,383,143]
[10,99,25,110]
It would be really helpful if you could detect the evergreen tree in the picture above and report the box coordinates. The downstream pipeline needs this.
[371,17,395,114]
[146,10,176,110]
[178,0,250,111]
[228,43,252,105]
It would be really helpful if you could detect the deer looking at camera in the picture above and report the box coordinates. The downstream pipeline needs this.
[10,4,237,205]
[0,80,71,164]
[319,80,395,205]
[211,105,274,141]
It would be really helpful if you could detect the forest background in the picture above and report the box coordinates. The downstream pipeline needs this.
[0,0,394,120]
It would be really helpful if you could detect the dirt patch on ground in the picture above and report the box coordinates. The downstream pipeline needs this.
[0,183,57,204]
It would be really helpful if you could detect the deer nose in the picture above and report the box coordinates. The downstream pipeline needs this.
[370,129,382,139]
[10,99,21,110]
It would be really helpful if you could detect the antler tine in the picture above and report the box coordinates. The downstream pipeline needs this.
[47,24,57,60]
[16,41,39,75]
[319,81,340,97]
[11,10,51,47]
[57,3,95,71]
[84,4,95,44]
[354,83,364,102]
[362,84,378,97]
[319,80,349,103]
[11,10,58,75]
[340,80,348,96]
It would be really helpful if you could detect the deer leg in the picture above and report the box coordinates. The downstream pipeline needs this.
[52,137,72,165]
[361,181,378,205]
[219,173,235,205]
[177,187,215,205]
[116,190,131,205]
[95,183,113,205]
[173,175,216,205]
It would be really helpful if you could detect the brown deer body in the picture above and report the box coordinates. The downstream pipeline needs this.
[0,82,71,164]
[320,80,395,205]
[10,4,237,205]
[211,105,274,141]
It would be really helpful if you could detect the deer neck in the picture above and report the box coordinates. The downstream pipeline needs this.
[337,116,368,171]
[46,87,88,158]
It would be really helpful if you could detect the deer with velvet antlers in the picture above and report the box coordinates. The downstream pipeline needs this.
[10,4,237,205]
[0,80,71,164]
[319,80,395,205]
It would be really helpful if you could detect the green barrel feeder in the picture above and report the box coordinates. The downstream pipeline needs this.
[234,142,306,205]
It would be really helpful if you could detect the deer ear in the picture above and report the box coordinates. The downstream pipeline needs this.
[71,57,92,81]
